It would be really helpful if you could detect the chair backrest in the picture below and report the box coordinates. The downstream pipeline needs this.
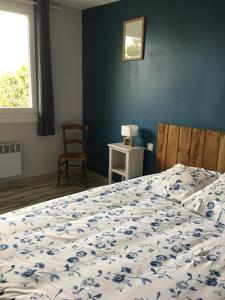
[62,124,88,153]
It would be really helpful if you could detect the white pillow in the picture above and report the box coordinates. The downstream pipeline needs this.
[142,164,220,202]
[183,173,225,222]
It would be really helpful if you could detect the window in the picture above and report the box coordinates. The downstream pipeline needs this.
[0,2,37,123]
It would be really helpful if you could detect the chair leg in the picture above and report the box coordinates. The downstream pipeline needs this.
[66,160,69,180]
[82,160,85,179]
[84,159,87,179]
[57,158,61,187]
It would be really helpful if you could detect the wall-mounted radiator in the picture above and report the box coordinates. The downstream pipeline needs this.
[0,142,22,179]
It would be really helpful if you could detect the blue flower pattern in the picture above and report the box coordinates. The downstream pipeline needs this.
[183,173,225,223]
[0,172,225,299]
[141,164,220,203]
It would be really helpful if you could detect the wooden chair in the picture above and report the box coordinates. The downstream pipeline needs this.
[57,124,88,186]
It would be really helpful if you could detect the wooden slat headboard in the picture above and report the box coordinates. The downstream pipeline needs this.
[156,123,225,173]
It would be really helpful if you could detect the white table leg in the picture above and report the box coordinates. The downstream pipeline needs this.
[108,148,113,184]
[125,152,130,180]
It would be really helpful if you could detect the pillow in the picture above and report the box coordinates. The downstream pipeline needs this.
[142,164,220,202]
[183,174,225,222]
[140,164,186,193]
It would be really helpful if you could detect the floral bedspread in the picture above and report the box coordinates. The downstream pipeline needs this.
[0,176,225,300]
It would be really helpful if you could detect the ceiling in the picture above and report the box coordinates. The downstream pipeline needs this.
[54,0,120,10]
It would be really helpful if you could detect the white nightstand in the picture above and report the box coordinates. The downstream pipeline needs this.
[108,143,145,184]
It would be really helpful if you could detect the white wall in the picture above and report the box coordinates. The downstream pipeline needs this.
[51,5,82,126]
[0,4,82,178]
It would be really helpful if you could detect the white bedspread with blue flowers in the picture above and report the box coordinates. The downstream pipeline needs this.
[1,176,225,300]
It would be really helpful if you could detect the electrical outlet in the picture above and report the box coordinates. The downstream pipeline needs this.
[147,143,153,151]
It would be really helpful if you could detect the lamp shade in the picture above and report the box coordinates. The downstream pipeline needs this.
[121,125,138,137]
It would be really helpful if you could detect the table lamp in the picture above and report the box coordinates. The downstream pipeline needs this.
[121,125,138,147]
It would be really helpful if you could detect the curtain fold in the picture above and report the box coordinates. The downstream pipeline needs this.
[35,0,55,136]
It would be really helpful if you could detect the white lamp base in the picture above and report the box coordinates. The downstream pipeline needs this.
[123,136,135,147]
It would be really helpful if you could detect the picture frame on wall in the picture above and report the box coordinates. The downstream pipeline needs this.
[122,17,145,61]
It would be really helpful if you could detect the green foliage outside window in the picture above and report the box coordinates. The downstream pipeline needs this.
[0,66,30,108]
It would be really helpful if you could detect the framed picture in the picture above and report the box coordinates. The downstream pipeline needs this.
[122,17,145,61]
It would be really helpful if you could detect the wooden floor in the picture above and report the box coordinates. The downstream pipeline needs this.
[0,171,108,214]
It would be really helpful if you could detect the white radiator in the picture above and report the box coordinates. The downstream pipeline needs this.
[0,142,22,179]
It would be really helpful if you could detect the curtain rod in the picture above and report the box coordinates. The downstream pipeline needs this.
[15,0,62,10]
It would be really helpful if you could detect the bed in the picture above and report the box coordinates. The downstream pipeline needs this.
[1,123,225,300]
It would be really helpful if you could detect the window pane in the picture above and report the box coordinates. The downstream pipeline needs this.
[0,10,32,108]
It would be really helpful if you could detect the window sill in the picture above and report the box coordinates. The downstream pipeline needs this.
[0,109,37,123]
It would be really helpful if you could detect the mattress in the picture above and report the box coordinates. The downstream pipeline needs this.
[0,176,225,299]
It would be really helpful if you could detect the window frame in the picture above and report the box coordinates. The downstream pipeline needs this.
[0,1,37,123]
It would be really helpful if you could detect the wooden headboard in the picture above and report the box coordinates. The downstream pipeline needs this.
[156,123,225,173]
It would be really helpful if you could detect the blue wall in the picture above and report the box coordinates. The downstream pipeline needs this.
[83,0,225,177]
